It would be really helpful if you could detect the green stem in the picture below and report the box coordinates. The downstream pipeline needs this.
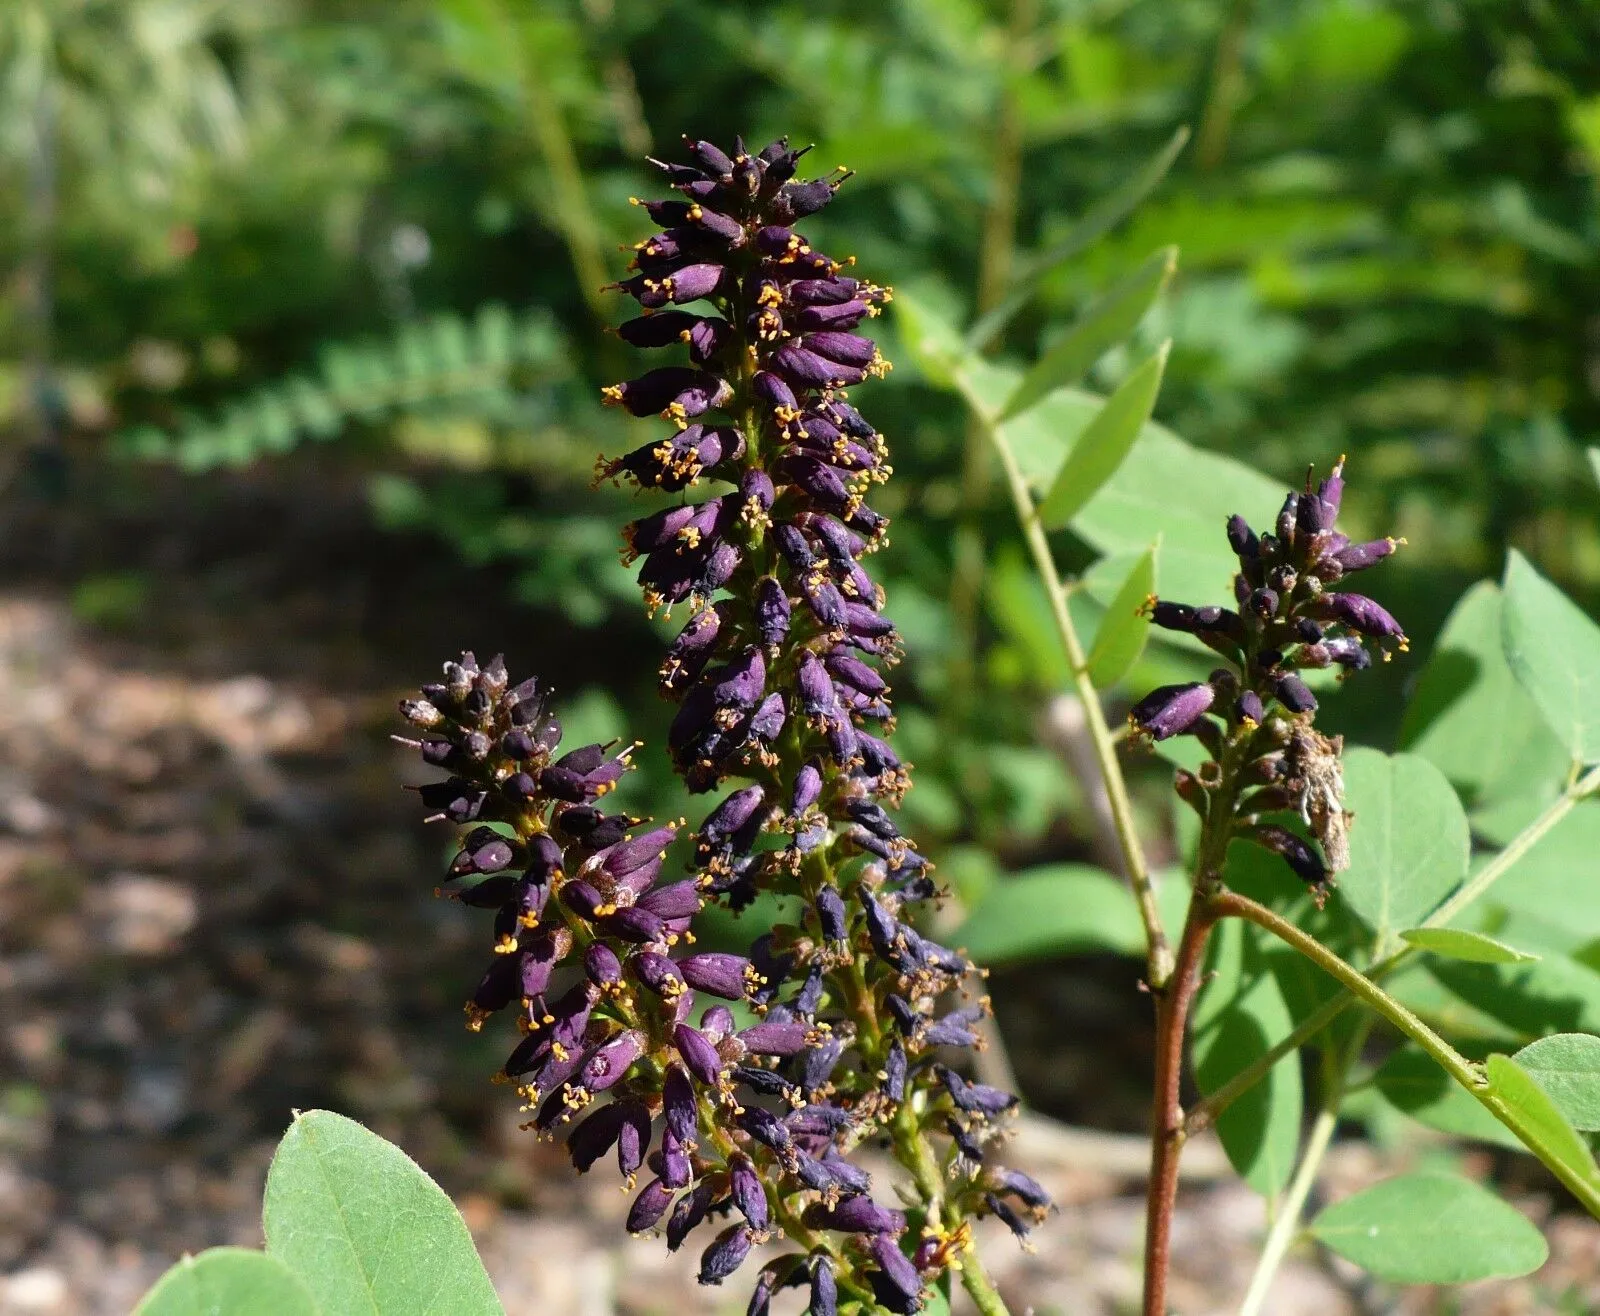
[958,1245,1012,1316]
[1186,763,1600,1134]
[1212,889,1600,1217]
[974,389,1172,986]
[1235,1017,1371,1316]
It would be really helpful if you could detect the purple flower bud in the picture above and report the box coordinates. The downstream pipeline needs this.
[637,880,703,920]
[1331,537,1395,573]
[737,1105,793,1155]
[568,1100,626,1172]
[748,692,787,743]
[752,576,791,648]
[728,1153,769,1231]
[679,952,758,1000]
[809,1258,838,1316]
[1237,690,1265,725]
[701,1004,736,1041]
[667,1180,716,1251]
[580,1030,644,1094]
[994,1168,1053,1210]
[737,1018,809,1057]
[986,1191,1033,1243]
[584,942,622,989]
[1226,514,1259,558]
[699,1225,754,1286]
[662,1063,698,1146]
[627,1177,674,1233]
[865,1234,923,1314]
[1250,825,1329,887]
[658,1130,693,1189]
[603,366,732,418]
[674,1023,725,1085]
[884,1040,907,1102]
[1316,457,1346,519]
[1319,592,1406,644]
[633,950,687,998]
[617,1100,652,1179]
[1129,682,1216,740]
[939,1067,1018,1117]
[752,370,799,412]
[826,650,887,696]
[816,884,847,942]
[1276,673,1318,713]
[804,1196,906,1235]
[773,343,865,388]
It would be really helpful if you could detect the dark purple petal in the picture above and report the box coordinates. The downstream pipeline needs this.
[698,1225,754,1286]
[1129,682,1216,740]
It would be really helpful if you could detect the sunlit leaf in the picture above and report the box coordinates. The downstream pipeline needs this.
[1338,749,1470,948]
[1510,1034,1600,1131]
[135,1248,317,1316]
[1399,927,1539,964]
[1038,342,1169,528]
[1309,1172,1547,1282]
[1502,549,1600,764]
[264,1110,503,1316]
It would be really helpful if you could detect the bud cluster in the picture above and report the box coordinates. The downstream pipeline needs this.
[1130,460,1405,893]
[403,139,1050,1314]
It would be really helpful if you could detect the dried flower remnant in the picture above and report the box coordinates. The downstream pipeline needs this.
[404,137,1042,1313]
[1132,459,1405,898]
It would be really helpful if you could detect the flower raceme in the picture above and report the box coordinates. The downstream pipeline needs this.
[1129,460,1405,894]
[402,138,1047,1313]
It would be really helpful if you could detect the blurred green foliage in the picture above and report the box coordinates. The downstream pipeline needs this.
[5,0,1600,862]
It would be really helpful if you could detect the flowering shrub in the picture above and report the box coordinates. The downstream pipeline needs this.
[127,136,1600,1316]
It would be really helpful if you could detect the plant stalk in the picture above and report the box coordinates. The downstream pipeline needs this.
[1140,890,1219,1316]
[977,392,1173,986]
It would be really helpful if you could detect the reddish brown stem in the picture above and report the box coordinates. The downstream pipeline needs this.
[1141,892,1219,1316]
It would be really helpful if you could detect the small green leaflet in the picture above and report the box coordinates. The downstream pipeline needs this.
[1399,927,1539,964]
[1038,344,1170,529]
[1084,543,1157,688]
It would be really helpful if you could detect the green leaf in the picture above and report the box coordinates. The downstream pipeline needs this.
[1373,1049,1524,1149]
[1069,418,1287,607]
[967,125,1190,351]
[1399,582,1569,829]
[263,1109,503,1316]
[135,1248,318,1316]
[1399,927,1539,964]
[998,246,1177,421]
[1308,1171,1548,1282]
[1510,1034,1600,1131]
[1502,549,1600,763]
[1038,343,1170,528]
[1588,446,1600,490]
[1193,920,1302,1194]
[1084,543,1157,689]
[891,287,969,389]
[953,865,1145,963]
[1338,748,1471,948]
[1484,1054,1600,1190]
[1489,802,1600,937]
